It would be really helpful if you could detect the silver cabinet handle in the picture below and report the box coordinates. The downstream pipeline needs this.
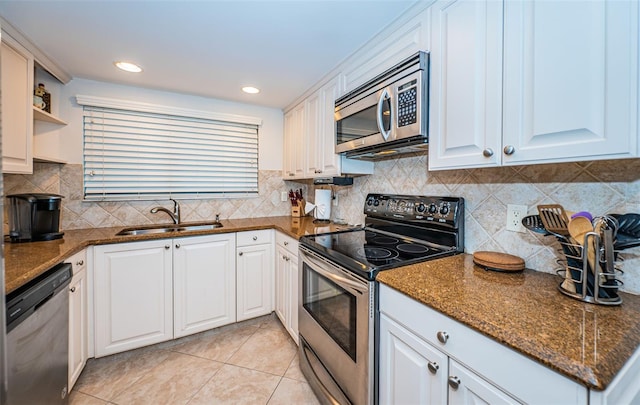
[428,361,439,375]
[315,169,322,173]
[437,331,449,344]
[289,173,295,176]
[482,148,494,157]
[239,252,243,256]
[76,260,84,266]
[70,286,76,293]
[252,236,258,241]
[448,376,461,390]
[165,245,170,250]
[503,145,515,155]
[175,244,181,249]
[284,241,289,246]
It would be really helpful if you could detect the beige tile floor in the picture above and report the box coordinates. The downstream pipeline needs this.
[69,314,321,405]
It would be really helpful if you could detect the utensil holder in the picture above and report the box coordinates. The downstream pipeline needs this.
[555,230,623,306]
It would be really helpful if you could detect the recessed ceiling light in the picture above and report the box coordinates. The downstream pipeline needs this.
[242,86,260,94]
[114,61,143,73]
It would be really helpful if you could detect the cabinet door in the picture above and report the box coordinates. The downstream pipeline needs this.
[236,243,274,321]
[283,103,305,179]
[306,76,343,178]
[287,253,299,344]
[275,244,288,326]
[68,267,87,390]
[305,90,322,177]
[448,359,522,405]
[379,313,447,405]
[502,0,639,164]
[173,234,236,338]
[94,240,173,357]
[428,0,503,170]
[1,35,34,174]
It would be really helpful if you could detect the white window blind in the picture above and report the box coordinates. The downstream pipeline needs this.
[80,98,259,201]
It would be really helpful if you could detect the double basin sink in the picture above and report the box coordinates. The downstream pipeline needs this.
[116,222,223,236]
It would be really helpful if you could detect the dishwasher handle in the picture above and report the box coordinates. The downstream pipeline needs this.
[6,262,72,333]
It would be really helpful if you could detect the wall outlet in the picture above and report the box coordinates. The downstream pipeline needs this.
[506,204,528,233]
[281,191,288,202]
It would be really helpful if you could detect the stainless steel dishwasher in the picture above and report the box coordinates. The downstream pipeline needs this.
[6,262,72,404]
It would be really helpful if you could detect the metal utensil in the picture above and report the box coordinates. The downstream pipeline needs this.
[521,215,549,235]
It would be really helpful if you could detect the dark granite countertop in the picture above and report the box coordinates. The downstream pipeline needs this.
[4,216,348,295]
[376,254,640,391]
[8,221,640,393]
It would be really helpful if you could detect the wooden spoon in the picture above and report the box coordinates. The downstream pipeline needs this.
[568,216,594,246]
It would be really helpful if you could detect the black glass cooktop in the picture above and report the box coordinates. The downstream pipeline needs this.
[301,228,456,280]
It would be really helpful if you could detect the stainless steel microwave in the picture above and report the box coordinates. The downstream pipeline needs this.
[335,51,429,160]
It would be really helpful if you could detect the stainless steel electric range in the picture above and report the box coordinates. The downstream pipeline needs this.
[298,193,465,405]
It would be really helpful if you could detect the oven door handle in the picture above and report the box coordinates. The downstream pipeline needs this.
[301,251,367,295]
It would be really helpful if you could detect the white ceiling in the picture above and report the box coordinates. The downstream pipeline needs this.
[0,0,419,109]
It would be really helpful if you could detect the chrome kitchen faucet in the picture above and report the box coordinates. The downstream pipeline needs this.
[150,198,181,224]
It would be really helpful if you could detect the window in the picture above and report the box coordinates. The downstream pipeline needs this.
[77,95,260,201]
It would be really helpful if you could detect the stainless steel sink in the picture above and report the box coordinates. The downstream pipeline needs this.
[116,222,223,236]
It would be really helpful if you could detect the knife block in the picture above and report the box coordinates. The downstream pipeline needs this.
[291,200,305,217]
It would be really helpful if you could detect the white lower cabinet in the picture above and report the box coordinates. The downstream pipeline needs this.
[236,230,274,322]
[379,284,588,405]
[94,235,238,356]
[94,239,173,357]
[67,249,88,391]
[174,234,236,338]
[379,313,447,405]
[275,232,299,344]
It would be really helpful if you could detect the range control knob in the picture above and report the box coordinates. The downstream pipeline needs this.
[440,205,450,215]
[428,203,438,214]
[373,199,380,207]
[416,203,426,213]
[366,197,375,206]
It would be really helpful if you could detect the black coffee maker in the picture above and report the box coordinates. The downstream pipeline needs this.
[7,194,64,242]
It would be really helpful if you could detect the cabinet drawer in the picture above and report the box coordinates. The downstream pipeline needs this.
[380,284,587,404]
[237,229,273,247]
[275,232,298,254]
[66,249,87,275]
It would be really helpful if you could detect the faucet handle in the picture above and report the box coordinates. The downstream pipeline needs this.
[215,213,220,222]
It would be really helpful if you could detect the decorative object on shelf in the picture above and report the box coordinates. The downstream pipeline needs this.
[34,83,51,113]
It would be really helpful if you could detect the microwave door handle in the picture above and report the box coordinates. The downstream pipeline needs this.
[376,88,391,141]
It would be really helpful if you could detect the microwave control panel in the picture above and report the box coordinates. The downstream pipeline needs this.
[397,79,418,127]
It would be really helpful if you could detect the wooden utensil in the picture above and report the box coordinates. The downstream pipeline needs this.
[537,205,570,236]
[567,216,593,246]
[537,205,577,293]
[569,215,600,298]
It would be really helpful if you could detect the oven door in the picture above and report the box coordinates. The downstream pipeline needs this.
[298,246,373,405]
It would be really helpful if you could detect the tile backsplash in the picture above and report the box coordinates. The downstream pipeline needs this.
[3,163,303,230]
[325,155,640,294]
[5,157,640,294]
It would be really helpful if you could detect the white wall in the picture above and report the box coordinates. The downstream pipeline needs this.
[57,78,284,170]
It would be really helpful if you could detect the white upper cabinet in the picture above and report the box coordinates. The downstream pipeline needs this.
[429,0,639,170]
[283,103,305,179]
[305,76,342,178]
[342,3,431,93]
[1,33,34,174]
[283,74,373,180]
[429,0,503,169]
[502,0,638,164]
